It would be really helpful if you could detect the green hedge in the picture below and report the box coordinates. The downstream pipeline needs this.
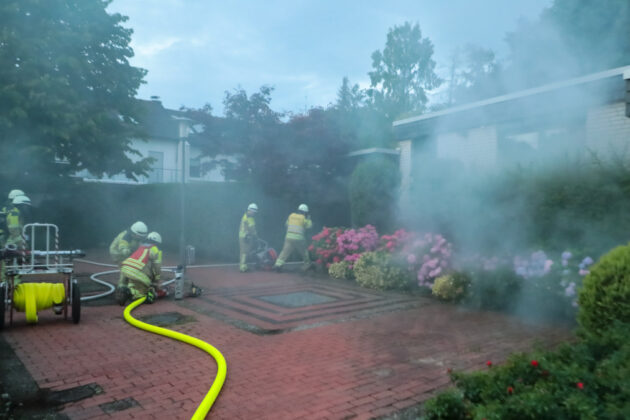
[406,156,630,257]
[24,180,350,261]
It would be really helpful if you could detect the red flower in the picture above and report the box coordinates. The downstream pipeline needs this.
[507,386,514,395]
[577,382,584,389]
[531,360,539,367]
[486,361,492,367]
[447,368,452,374]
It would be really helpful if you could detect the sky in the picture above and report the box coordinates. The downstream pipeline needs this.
[108,0,552,114]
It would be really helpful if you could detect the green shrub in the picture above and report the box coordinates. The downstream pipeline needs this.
[26,180,350,261]
[328,261,352,280]
[463,267,522,311]
[353,251,413,290]
[432,272,471,302]
[423,327,630,420]
[349,157,399,232]
[578,245,630,337]
[422,389,468,420]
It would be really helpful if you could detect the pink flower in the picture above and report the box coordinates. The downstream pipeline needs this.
[407,254,417,265]
[333,256,340,263]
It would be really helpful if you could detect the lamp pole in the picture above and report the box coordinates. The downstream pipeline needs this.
[176,138,188,299]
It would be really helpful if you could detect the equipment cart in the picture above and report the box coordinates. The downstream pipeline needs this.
[0,223,84,329]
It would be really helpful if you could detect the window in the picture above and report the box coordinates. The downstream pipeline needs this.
[147,151,164,183]
[189,156,201,178]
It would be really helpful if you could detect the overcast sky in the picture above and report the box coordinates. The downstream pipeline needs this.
[108,0,552,114]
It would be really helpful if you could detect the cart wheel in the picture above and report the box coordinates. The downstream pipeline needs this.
[0,283,5,330]
[72,282,81,324]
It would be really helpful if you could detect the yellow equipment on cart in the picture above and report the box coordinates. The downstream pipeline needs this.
[0,223,84,329]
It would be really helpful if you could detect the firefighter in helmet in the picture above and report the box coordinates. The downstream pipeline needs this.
[117,231,163,305]
[273,204,312,272]
[111,221,148,304]
[1,193,30,284]
[239,203,258,272]
[5,195,31,251]
[1,189,25,247]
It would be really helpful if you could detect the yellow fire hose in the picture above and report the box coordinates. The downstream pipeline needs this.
[123,297,227,419]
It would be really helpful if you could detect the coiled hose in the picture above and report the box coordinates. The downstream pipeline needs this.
[124,297,227,419]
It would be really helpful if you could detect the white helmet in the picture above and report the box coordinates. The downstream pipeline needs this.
[8,189,24,200]
[12,195,31,206]
[147,231,162,244]
[298,204,309,212]
[130,221,148,237]
[247,203,258,212]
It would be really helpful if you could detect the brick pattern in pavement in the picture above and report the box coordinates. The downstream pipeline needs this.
[2,263,572,419]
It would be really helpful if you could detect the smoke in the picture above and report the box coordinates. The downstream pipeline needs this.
[397,1,630,324]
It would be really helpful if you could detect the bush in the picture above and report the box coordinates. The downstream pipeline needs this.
[578,245,630,337]
[353,251,413,290]
[31,180,350,261]
[432,272,471,302]
[423,324,630,420]
[328,261,352,280]
[422,389,468,420]
[464,266,522,311]
[349,157,399,232]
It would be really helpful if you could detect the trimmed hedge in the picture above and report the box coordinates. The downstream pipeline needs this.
[25,180,350,261]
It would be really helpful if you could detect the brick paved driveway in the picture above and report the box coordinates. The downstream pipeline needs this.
[2,262,572,419]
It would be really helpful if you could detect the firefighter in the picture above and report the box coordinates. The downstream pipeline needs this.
[0,190,25,247]
[239,203,258,272]
[273,204,312,272]
[3,195,31,284]
[111,221,148,303]
[117,231,163,305]
[109,221,148,264]
[5,195,31,250]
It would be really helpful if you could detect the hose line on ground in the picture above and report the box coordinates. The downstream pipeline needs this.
[123,297,227,419]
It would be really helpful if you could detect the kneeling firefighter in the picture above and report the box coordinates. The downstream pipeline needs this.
[274,204,312,272]
[111,221,148,302]
[117,231,163,305]
[239,203,258,272]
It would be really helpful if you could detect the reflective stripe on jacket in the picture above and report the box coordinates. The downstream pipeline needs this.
[285,213,312,240]
[121,244,162,283]
[239,213,256,238]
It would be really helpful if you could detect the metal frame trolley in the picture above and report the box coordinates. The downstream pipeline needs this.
[1,223,84,329]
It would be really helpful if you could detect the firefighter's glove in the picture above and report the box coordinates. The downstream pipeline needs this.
[146,288,156,304]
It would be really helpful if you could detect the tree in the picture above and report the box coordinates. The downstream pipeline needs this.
[368,22,441,119]
[505,0,630,89]
[0,0,149,186]
[447,44,503,105]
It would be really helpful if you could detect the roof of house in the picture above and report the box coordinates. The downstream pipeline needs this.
[393,65,630,140]
[137,99,191,141]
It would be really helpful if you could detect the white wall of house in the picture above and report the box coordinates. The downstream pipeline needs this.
[586,102,630,152]
[436,126,498,168]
